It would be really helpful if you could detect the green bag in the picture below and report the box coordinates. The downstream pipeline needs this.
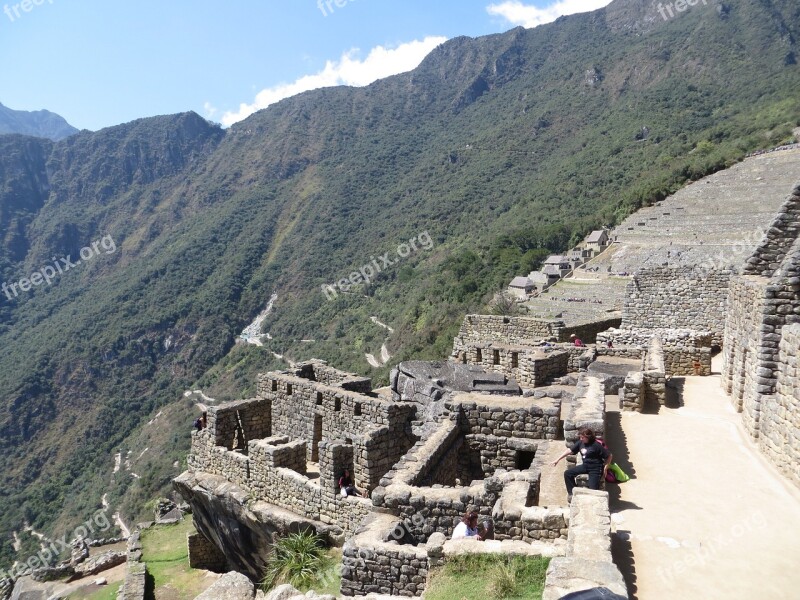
[609,463,630,483]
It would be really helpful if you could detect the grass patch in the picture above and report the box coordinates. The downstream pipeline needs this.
[261,532,341,596]
[140,520,214,600]
[67,581,122,600]
[425,554,550,600]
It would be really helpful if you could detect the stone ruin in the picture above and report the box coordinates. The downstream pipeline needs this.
[173,173,800,597]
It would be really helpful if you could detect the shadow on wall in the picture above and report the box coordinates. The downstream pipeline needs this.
[665,378,685,409]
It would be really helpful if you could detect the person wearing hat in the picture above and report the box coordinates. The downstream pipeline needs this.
[570,334,585,347]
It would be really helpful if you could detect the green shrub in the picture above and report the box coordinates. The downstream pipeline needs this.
[261,532,329,591]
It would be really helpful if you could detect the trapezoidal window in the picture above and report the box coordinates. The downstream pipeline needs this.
[511,352,519,368]
[354,402,362,416]
[335,398,342,412]
[287,383,293,396]
[316,392,323,406]
[271,380,278,392]
[476,348,483,362]
[493,349,500,365]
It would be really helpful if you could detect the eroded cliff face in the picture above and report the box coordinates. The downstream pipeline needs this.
[173,471,339,579]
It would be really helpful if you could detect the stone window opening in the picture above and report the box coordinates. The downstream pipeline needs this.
[335,398,342,411]
[493,349,500,365]
[316,392,323,406]
[287,383,293,396]
[476,348,483,363]
[354,402,362,416]
[511,352,519,368]
[271,379,278,392]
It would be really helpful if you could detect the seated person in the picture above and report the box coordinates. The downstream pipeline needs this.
[451,511,483,540]
[570,334,585,347]
[338,469,367,498]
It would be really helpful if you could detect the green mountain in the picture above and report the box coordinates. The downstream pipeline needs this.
[0,102,79,142]
[0,0,798,570]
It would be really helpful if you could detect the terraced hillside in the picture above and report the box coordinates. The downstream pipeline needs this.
[525,142,800,324]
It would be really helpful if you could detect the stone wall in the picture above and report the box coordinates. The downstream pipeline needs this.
[621,372,645,412]
[622,266,732,346]
[722,277,765,414]
[491,466,569,543]
[542,489,627,599]
[453,315,620,354]
[598,327,712,349]
[450,395,562,441]
[460,344,569,387]
[453,315,565,353]
[760,324,800,488]
[210,399,271,451]
[341,514,429,597]
[721,185,800,437]
[257,372,417,479]
[292,360,373,393]
[742,183,800,277]
[643,337,666,406]
[564,376,605,443]
[187,532,227,572]
[117,529,147,600]
[664,347,712,376]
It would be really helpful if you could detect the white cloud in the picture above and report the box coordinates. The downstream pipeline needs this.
[221,36,448,127]
[203,102,218,119]
[487,0,613,28]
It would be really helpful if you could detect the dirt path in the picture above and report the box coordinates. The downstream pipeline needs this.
[607,367,800,599]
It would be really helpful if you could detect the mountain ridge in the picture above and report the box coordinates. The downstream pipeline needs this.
[0,103,79,142]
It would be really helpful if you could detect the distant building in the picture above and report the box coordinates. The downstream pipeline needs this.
[585,230,610,255]
[530,267,561,290]
[507,276,535,299]
[543,255,572,277]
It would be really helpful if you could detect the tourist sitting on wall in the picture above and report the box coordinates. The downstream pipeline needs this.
[338,469,367,498]
[452,511,483,541]
[193,411,207,432]
[552,427,612,502]
[570,334,585,347]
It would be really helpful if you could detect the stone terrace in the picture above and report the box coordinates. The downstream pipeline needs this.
[599,147,800,273]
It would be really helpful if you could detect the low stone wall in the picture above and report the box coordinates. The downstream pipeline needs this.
[596,346,645,361]
[293,360,373,393]
[562,318,623,344]
[542,489,627,599]
[621,372,645,412]
[453,315,566,353]
[0,578,11,600]
[760,324,800,488]
[450,395,562,440]
[341,514,429,597]
[117,529,147,600]
[564,376,605,443]
[598,328,712,349]
[664,347,712,376]
[643,338,666,406]
[491,469,569,543]
[187,532,227,572]
[459,343,569,387]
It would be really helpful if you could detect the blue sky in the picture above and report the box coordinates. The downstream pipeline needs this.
[0,0,612,131]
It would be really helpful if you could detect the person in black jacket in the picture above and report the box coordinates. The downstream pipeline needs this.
[552,427,612,501]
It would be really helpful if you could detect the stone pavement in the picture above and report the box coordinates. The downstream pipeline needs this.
[606,357,800,599]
